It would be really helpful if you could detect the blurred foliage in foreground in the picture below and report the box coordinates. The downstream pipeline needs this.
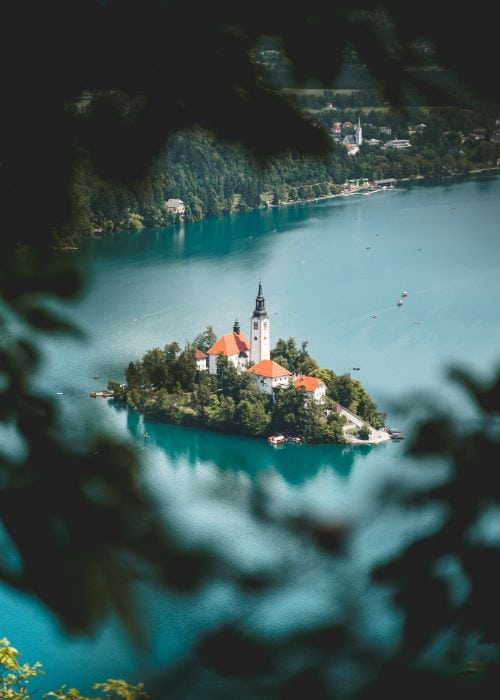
[1,1,500,698]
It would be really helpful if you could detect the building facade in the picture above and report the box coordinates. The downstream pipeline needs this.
[248,359,292,395]
[164,198,186,217]
[295,375,327,403]
[194,347,208,372]
[207,319,250,374]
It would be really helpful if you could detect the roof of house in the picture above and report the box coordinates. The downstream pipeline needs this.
[295,375,325,392]
[194,348,208,360]
[207,331,250,356]
[165,198,184,207]
[248,359,292,378]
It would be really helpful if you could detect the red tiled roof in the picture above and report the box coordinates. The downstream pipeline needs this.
[248,359,292,378]
[194,348,208,359]
[295,375,325,392]
[207,331,250,356]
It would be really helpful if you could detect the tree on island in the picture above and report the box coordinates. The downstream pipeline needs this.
[192,325,217,353]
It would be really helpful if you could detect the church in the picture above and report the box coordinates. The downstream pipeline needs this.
[204,283,326,403]
[206,282,270,373]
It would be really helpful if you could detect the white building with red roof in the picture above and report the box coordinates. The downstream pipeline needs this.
[295,375,327,403]
[194,347,208,372]
[207,319,250,375]
[248,359,292,395]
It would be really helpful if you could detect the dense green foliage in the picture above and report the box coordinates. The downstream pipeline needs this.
[112,334,383,442]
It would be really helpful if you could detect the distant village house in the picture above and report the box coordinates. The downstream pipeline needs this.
[383,139,412,150]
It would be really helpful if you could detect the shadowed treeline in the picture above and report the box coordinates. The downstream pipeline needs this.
[1,2,500,697]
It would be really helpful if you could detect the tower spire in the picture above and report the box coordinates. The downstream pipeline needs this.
[253,281,267,318]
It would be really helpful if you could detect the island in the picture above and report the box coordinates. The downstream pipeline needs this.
[109,284,390,445]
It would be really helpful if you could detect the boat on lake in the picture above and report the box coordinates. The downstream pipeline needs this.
[401,290,408,297]
[397,300,404,306]
[90,389,114,398]
[268,434,285,445]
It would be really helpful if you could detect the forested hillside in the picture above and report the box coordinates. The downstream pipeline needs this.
[60,52,499,243]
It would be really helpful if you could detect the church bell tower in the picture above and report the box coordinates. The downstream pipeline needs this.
[250,282,270,364]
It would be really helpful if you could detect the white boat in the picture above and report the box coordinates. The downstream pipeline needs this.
[397,300,404,306]
[401,290,408,297]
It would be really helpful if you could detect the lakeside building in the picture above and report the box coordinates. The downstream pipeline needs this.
[164,198,185,217]
[374,178,397,187]
[383,139,412,150]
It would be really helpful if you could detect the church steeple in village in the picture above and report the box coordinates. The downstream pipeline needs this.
[355,116,363,146]
[250,282,270,364]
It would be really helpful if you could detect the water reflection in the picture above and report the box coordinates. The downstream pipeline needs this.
[114,402,374,486]
[84,198,351,267]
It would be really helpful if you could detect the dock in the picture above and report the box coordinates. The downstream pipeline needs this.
[89,389,114,398]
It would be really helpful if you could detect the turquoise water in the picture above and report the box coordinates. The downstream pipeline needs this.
[2,175,500,690]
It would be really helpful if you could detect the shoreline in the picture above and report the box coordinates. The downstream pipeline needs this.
[75,169,500,241]
[108,396,389,448]
[265,167,500,210]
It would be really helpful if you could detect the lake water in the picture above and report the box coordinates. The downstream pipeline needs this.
[2,175,500,691]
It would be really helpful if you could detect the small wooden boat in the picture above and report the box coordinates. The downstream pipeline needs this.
[267,435,285,445]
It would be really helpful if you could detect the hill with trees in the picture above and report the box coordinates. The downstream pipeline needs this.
[64,100,499,242]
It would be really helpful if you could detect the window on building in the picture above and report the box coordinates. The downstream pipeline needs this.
[253,322,258,329]
[263,322,267,329]
[254,336,257,340]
